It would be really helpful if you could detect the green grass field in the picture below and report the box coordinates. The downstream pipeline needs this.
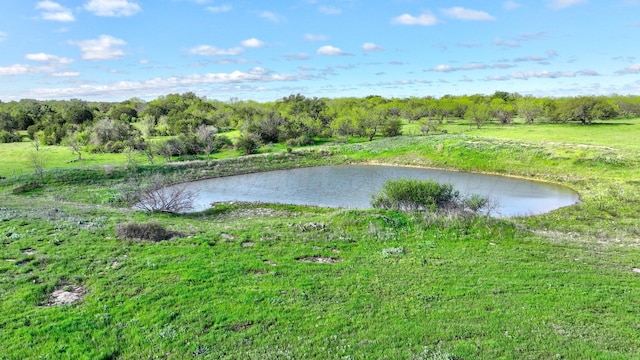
[1,119,639,359]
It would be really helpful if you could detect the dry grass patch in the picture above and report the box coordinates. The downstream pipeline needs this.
[296,256,342,264]
[43,285,88,306]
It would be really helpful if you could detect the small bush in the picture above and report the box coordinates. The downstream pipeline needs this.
[0,130,21,143]
[115,221,177,241]
[383,118,403,137]
[285,134,315,147]
[372,178,494,215]
[464,193,489,213]
[372,178,460,212]
[213,135,233,149]
[235,133,261,155]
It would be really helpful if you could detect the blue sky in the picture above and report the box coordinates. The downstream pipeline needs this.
[1,0,639,101]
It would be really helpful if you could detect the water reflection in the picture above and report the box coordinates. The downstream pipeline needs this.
[175,165,579,217]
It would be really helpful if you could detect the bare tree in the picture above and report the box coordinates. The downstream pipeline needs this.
[144,142,156,164]
[133,174,196,213]
[195,124,218,159]
[66,132,83,162]
[28,150,46,180]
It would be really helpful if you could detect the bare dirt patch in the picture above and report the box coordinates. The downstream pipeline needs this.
[220,233,237,241]
[296,256,342,264]
[43,285,88,306]
[241,241,255,247]
[23,248,37,255]
[229,321,254,332]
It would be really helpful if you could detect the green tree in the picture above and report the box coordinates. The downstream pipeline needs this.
[89,118,145,153]
[490,98,515,124]
[554,96,619,125]
[235,133,261,155]
[465,103,493,129]
[382,118,403,137]
[517,97,543,124]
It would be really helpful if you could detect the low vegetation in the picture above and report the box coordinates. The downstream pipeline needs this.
[114,221,179,242]
[371,178,488,214]
[1,94,639,358]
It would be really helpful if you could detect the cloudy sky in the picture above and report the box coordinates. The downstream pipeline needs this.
[1,0,639,101]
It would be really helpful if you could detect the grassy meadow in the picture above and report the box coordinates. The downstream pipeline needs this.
[1,118,639,359]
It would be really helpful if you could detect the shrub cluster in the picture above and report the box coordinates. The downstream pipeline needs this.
[372,178,461,212]
[371,178,491,214]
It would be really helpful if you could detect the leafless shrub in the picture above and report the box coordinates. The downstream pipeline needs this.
[28,149,46,180]
[132,174,196,213]
[115,221,178,241]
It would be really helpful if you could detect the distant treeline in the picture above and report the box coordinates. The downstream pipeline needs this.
[1,92,639,156]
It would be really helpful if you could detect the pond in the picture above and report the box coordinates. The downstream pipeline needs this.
[175,164,580,217]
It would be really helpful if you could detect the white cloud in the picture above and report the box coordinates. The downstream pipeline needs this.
[84,0,141,17]
[36,1,75,22]
[503,1,522,10]
[213,58,253,65]
[441,7,495,21]
[318,6,341,15]
[190,45,244,56]
[493,38,520,48]
[430,63,490,72]
[0,31,6,42]
[26,67,309,99]
[0,64,36,76]
[616,63,640,74]
[0,52,75,77]
[487,75,510,81]
[460,63,488,70]
[241,38,265,48]
[457,42,482,48]
[431,64,454,72]
[304,33,328,42]
[206,5,231,13]
[548,0,588,9]
[70,35,127,60]
[391,12,439,26]
[316,45,347,56]
[259,11,286,23]
[52,71,81,77]
[362,42,384,52]
[487,69,599,81]
[514,55,547,62]
[493,63,516,69]
[518,32,546,41]
[25,53,73,65]
[284,53,310,60]
[577,69,598,76]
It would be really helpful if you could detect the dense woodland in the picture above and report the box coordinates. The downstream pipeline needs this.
[1,92,638,157]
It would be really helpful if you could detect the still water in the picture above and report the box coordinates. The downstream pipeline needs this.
[176,164,579,217]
